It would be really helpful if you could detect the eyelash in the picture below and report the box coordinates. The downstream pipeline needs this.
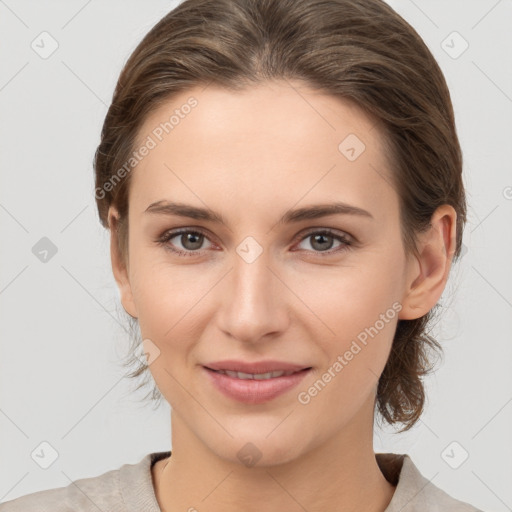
[155,227,353,258]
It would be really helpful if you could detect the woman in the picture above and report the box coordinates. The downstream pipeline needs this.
[1,0,484,510]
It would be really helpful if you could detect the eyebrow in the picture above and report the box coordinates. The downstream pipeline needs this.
[145,200,374,226]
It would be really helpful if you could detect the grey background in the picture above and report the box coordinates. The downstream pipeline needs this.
[0,1,511,510]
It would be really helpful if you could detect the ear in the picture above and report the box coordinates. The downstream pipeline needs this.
[108,206,138,319]
[398,204,457,320]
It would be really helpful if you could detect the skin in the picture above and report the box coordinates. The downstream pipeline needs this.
[108,80,457,512]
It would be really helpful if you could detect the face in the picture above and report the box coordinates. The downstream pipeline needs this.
[109,80,429,466]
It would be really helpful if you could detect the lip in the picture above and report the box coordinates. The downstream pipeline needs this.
[204,359,310,374]
[202,363,312,404]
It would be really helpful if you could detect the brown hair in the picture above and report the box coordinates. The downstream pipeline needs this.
[94,0,466,432]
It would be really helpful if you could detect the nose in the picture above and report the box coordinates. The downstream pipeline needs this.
[215,249,290,344]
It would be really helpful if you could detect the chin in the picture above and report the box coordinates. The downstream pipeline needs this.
[208,433,305,469]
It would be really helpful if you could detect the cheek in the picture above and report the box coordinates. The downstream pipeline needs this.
[128,258,205,404]
[293,254,403,395]
[292,252,404,342]
[127,253,220,393]
[128,241,206,324]
[296,282,399,426]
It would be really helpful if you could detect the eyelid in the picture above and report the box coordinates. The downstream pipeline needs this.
[158,226,217,244]
[156,225,355,255]
[158,225,354,243]
[157,227,216,253]
[292,226,354,244]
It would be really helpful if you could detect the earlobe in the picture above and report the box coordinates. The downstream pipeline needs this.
[108,206,138,319]
[398,205,457,320]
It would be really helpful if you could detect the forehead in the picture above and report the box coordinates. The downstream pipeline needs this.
[129,80,396,222]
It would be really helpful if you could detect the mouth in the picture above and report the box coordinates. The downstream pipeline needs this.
[203,367,311,380]
[202,365,313,404]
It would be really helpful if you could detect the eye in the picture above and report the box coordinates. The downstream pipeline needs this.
[156,227,353,257]
[156,228,213,256]
[294,229,353,255]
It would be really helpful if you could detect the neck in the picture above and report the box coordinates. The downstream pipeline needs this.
[153,409,396,512]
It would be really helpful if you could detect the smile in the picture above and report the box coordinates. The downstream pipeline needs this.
[210,369,301,379]
[203,366,312,404]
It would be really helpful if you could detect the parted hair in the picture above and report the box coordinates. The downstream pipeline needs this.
[94,0,466,432]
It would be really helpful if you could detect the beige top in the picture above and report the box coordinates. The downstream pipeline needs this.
[0,451,483,511]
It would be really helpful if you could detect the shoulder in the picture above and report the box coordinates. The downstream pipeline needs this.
[0,452,169,512]
[0,466,120,512]
[377,453,485,512]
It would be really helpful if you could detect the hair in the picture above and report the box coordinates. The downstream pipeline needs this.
[94,0,466,432]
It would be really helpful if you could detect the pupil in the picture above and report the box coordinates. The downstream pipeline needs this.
[179,233,334,252]
[183,232,203,250]
[312,234,333,251]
